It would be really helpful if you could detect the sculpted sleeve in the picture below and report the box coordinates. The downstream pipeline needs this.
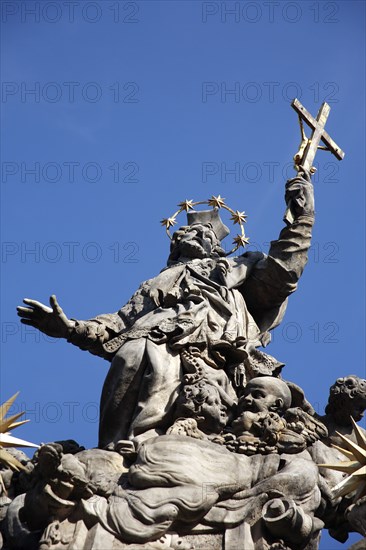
[66,280,156,359]
[66,313,125,360]
[241,175,314,334]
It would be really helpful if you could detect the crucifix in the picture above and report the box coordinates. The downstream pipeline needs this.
[285,98,345,224]
[291,98,345,172]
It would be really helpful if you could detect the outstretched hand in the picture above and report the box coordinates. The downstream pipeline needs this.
[17,295,74,339]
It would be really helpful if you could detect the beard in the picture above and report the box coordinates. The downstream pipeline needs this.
[177,239,210,259]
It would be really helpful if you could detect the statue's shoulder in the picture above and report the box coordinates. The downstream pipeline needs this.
[212,251,265,290]
[224,251,266,284]
[230,250,266,267]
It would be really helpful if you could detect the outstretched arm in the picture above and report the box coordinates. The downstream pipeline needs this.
[17,295,122,359]
[17,295,75,338]
[242,168,314,329]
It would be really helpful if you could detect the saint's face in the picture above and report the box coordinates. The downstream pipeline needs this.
[171,224,221,260]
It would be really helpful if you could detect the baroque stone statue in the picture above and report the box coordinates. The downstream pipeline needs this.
[2,100,364,550]
[16,170,314,450]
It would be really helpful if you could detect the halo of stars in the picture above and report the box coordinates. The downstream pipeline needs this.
[160,195,249,255]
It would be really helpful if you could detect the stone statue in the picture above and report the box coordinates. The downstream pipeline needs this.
[4,100,363,550]
[310,375,366,544]
[2,377,326,549]
[318,374,366,446]
[17,170,314,449]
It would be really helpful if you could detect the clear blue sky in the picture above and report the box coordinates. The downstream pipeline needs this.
[1,1,365,548]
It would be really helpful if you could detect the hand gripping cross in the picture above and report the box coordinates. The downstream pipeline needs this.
[292,98,345,173]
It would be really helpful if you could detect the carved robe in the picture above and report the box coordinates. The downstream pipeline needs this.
[67,216,314,447]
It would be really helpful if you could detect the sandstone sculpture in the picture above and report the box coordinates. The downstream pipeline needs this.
[2,101,363,550]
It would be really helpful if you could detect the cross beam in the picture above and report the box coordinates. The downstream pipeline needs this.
[291,98,345,173]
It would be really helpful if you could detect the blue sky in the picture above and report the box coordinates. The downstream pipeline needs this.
[1,1,365,547]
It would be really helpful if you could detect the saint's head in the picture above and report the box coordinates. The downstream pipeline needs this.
[168,208,229,264]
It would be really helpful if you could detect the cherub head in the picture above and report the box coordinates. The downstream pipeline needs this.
[325,375,366,425]
[239,376,292,415]
[175,380,229,434]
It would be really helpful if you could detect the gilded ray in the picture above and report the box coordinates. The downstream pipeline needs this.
[0,411,29,434]
[0,392,20,422]
[318,461,360,474]
[336,431,366,463]
[331,444,355,460]
[351,417,366,448]
[0,393,38,475]
[322,418,366,502]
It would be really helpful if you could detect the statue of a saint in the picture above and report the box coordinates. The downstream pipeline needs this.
[8,100,360,550]
[17,169,315,449]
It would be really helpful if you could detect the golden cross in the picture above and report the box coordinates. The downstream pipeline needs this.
[292,98,345,173]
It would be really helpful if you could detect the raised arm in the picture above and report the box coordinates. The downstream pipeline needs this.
[241,168,314,333]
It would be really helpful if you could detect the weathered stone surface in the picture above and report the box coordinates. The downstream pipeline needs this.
[317,375,366,446]
[348,539,366,550]
[16,174,315,453]
[4,145,363,550]
[347,498,366,538]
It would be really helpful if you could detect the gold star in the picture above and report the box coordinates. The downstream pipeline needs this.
[160,217,177,229]
[232,234,250,248]
[320,417,366,502]
[178,200,195,212]
[208,195,225,209]
[230,210,247,225]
